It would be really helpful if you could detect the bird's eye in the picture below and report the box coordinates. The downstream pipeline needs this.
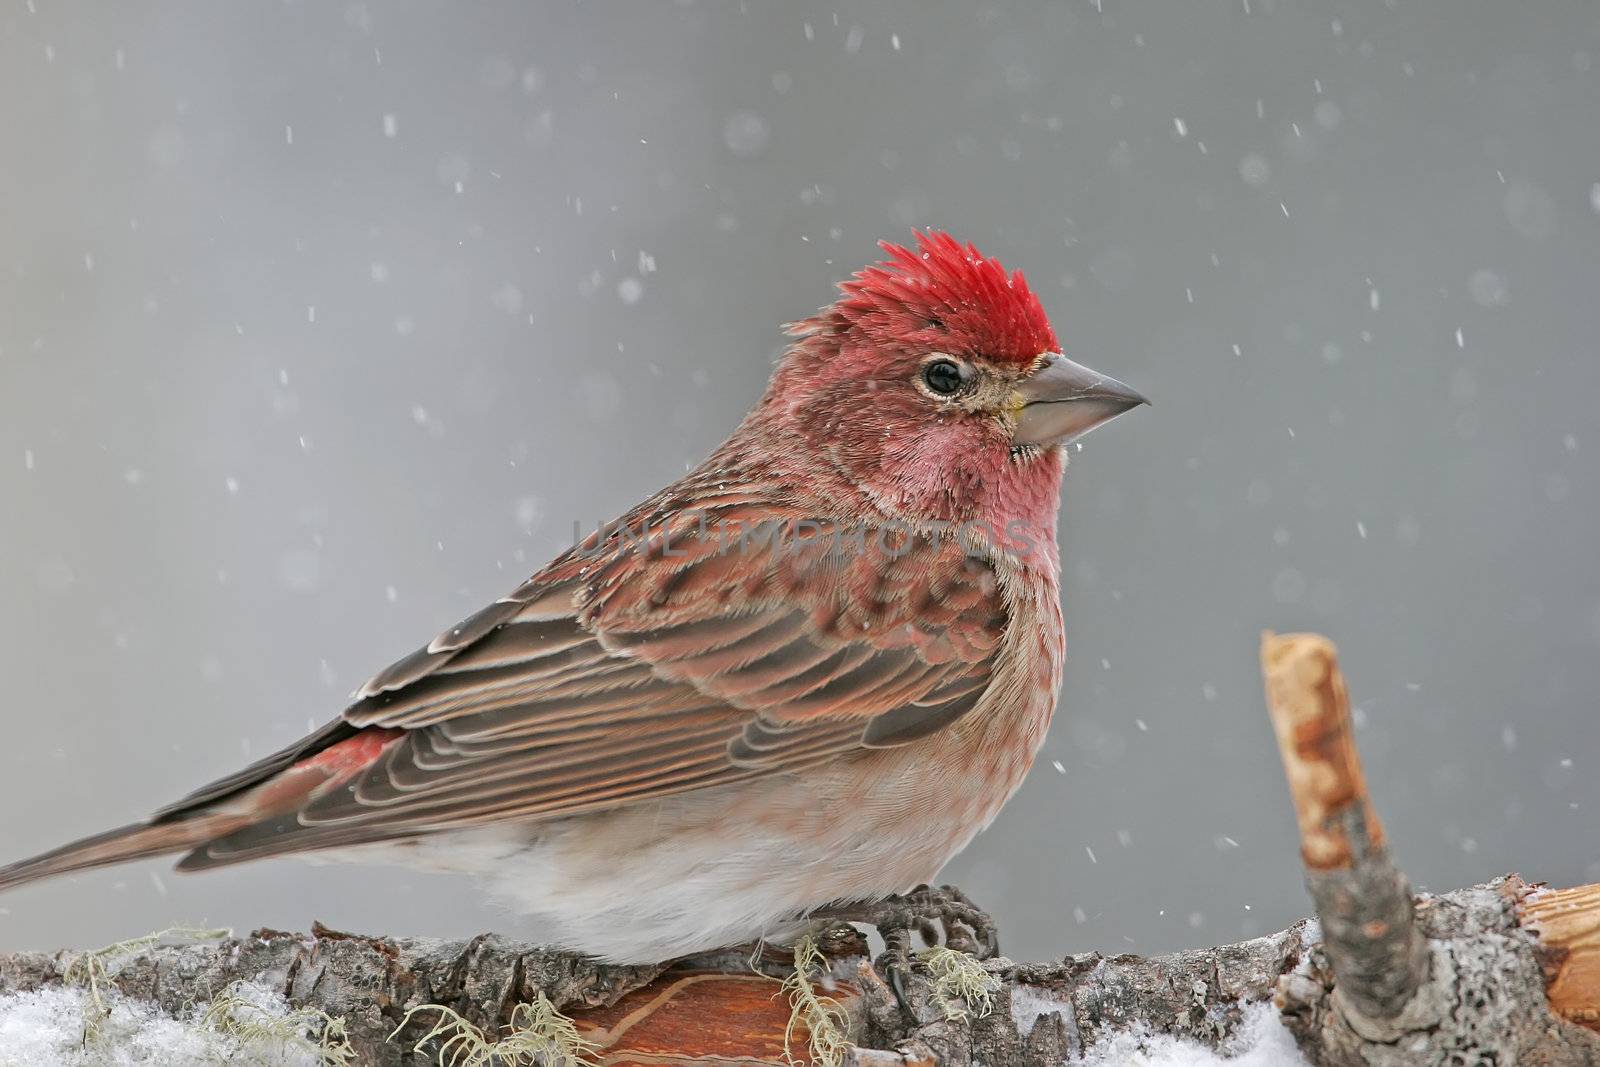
[922,359,965,396]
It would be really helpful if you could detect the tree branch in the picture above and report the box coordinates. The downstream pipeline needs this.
[1261,632,1428,1021]
[0,910,1312,1064]
[2,633,1599,1065]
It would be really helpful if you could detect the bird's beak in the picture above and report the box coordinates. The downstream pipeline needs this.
[1011,353,1148,447]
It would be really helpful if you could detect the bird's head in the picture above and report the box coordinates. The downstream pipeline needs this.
[761,231,1146,540]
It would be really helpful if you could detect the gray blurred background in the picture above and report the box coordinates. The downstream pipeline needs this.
[2,1,1598,960]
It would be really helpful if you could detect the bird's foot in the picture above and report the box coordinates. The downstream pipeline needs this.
[811,884,1001,1022]
[840,883,1001,959]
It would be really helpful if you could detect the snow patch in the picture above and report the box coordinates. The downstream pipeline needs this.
[1074,1001,1307,1067]
[1008,982,1074,1039]
[0,981,338,1066]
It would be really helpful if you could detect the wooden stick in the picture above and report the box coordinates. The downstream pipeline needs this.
[1260,631,1428,1022]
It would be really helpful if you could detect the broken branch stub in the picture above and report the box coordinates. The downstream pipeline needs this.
[1521,882,1600,1032]
[1260,631,1429,1023]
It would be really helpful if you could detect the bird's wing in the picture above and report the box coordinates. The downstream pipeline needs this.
[174,500,1010,868]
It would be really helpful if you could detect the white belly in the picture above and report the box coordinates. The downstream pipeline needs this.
[357,770,986,963]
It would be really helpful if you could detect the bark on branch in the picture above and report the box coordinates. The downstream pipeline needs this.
[1261,631,1428,1021]
[0,884,1596,1066]
[1,633,1598,1064]
[1261,632,1600,1064]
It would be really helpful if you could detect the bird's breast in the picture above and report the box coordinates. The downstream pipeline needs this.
[806,560,1066,875]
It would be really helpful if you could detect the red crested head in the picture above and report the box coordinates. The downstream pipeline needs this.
[750,232,1143,552]
[788,230,1057,365]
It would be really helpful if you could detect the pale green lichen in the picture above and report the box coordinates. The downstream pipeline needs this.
[60,925,230,1044]
[780,933,851,1067]
[389,994,597,1067]
[917,945,999,1022]
[201,981,357,1066]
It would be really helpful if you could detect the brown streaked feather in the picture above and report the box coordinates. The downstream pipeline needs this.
[190,750,765,864]
[709,633,845,697]
[347,725,744,814]
[151,717,361,819]
[722,644,879,707]
[775,649,927,716]
[0,727,404,887]
[0,816,248,891]
[600,609,788,660]
[860,686,989,747]
[347,650,644,729]
[356,600,522,697]
[432,618,594,673]
[113,502,1011,873]
[361,710,743,802]
[430,677,703,742]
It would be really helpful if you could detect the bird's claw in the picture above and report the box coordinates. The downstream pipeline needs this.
[811,883,1000,1020]
[865,884,1000,958]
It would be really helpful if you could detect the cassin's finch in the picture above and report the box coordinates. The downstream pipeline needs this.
[0,232,1145,963]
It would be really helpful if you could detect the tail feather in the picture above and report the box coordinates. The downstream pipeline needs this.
[0,813,247,893]
[0,723,403,893]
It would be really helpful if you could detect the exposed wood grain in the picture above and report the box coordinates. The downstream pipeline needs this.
[1260,631,1380,870]
[571,971,854,1065]
[1521,882,1600,1032]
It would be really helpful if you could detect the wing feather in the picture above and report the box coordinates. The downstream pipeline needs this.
[175,501,1011,869]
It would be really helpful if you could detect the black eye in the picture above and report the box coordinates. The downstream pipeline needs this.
[922,359,964,396]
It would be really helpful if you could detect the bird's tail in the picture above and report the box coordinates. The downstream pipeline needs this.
[0,813,247,893]
[0,722,404,893]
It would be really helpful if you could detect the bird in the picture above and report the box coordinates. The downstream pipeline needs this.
[0,231,1145,965]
